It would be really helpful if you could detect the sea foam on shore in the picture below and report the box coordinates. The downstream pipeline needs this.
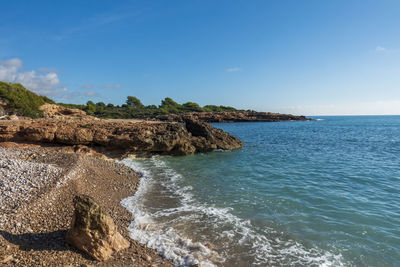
[120,156,344,266]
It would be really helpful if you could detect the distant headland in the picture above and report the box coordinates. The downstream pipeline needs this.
[0,81,310,123]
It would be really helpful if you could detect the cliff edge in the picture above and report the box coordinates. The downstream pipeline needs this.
[0,111,243,156]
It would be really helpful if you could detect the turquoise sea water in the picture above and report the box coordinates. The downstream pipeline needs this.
[121,116,400,266]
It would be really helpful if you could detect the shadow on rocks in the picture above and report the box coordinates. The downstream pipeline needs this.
[0,230,92,259]
[0,230,68,251]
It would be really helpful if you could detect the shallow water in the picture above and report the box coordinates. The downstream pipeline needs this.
[121,116,400,266]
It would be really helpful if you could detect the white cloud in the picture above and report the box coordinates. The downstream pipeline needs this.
[226,67,242,72]
[37,67,60,73]
[53,11,137,41]
[376,46,386,51]
[0,58,66,96]
[101,84,121,89]
[82,84,94,89]
[60,91,99,100]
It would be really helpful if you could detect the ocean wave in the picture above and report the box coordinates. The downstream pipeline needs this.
[120,157,345,266]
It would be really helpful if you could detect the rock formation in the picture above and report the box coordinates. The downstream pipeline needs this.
[184,117,242,152]
[0,115,243,155]
[39,103,88,118]
[155,111,311,123]
[66,195,130,261]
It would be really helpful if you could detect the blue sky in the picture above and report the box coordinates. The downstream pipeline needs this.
[1,0,400,115]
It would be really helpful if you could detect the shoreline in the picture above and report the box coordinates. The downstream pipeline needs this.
[0,143,174,266]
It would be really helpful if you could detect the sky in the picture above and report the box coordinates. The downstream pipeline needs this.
[1,0,400,115]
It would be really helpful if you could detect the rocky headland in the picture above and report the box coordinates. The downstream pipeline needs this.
[153,111,311,123]
[0,105,243,157]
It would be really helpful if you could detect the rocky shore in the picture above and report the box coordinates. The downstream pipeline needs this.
[0,144,174,266]
[0,116,242,157]
[153,111,311,123]
[0,104,310,265]
[0,105,245,266]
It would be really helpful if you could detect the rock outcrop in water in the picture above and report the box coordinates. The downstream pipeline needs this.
[66,195,130,261]
[0,114,242,155]
[154,111,310,123]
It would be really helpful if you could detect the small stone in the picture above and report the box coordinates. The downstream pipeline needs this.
[0,255,13,263]
[143,254,152,262]
[205,242,215,250]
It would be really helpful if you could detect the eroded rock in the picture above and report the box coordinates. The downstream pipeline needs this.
[185,117,243,152]
[39,103,88,118]
[66,195,130,261]
[156,111,311,123]
[0,116,243,155]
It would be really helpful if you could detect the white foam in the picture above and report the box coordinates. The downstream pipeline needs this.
[120,157,346,266]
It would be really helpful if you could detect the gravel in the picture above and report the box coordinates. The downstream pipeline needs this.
[0,148,62,215]
[0,145,173,266]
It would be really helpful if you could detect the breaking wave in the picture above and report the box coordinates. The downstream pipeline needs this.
[120,157,345,266]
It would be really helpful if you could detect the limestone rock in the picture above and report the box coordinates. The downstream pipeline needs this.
[39,103,87,117]
[66,195,130,261]
[185,117,243,151]
[9,114,19,121]
[156,111,311,123]
[0,115,243,155]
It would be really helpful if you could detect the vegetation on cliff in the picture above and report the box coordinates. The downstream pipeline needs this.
[59,96,237,118]
[0,82,237,119]
[0,82,55,118]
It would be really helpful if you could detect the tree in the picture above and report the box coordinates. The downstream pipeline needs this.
[160,97,179,107]
[182,102,203,112]
[126,96,144,109]
[86,101,96,115]
[160,97,181,114]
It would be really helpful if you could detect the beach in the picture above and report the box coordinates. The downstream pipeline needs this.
[0,143,173,266]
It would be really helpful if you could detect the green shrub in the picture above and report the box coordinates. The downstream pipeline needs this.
[0,81,55,118]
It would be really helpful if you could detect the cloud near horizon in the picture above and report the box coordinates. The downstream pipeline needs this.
[0,58,66,96]
[101,84,121,89]
[275,100,400,116]
[60,90,99,100]
[81,83,94,89]
[376,46,386,51]
[226,67,242,72]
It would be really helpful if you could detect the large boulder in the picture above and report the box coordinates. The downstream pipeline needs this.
[184,117,243,151]
[66,195,130,261]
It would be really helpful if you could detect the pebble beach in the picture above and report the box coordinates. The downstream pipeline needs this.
[0,143,174,266]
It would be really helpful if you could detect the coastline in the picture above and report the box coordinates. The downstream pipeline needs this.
[0,143,173,266]
[0,110,311,265]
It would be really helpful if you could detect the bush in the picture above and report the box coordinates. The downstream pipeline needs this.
[0,82,55,118]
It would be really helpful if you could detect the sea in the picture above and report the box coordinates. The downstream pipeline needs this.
[120,116,400,267]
